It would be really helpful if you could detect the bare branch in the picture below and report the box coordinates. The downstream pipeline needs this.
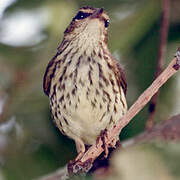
[146,0,170,129]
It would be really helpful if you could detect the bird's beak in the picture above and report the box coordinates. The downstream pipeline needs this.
[90,8,104,19]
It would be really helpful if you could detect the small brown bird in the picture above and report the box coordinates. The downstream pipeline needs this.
[43,7,127,159]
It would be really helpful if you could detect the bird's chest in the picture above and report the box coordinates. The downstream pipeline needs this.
[52,55,118,112]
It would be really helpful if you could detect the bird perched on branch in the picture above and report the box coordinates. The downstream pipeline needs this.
[43,6,127,160]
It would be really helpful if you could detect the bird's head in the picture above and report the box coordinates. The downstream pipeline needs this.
[63,6,110,46]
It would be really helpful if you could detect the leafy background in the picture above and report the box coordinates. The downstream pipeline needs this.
[0,0,180,179]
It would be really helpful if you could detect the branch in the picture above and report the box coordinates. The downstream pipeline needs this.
[146,0,170,129]
[36,49,180,180]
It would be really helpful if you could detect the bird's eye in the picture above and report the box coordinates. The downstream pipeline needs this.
[73,11,92,20]
[104,19,110,28]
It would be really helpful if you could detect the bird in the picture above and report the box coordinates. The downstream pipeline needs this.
[43,6,127,160]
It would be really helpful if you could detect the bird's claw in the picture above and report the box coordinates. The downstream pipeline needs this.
[68,158,93,175]
[96,129,117,158]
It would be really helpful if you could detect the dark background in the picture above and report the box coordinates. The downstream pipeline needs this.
[0,0,180,179]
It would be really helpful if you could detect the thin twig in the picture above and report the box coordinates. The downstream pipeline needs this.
[146,0,170,129]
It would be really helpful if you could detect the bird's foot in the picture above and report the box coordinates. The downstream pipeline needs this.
[75,151,85,162]
[68,138,88,174]
[96,129,117,158]
[68,158,93,175]
[75,138,85,161]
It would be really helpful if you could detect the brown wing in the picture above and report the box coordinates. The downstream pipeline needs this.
[43,53,59,96]
[107,54,127,96]
[101,45,127,95]
[43,40,70,96]
[114,61,127,95]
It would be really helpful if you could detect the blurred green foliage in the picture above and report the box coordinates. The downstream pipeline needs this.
[0,0,180,179]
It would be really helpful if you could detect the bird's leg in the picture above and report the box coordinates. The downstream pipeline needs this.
[96,129,118,158]
[101,129,109,158]
[68,139,93,175]
[75,138,85,161]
